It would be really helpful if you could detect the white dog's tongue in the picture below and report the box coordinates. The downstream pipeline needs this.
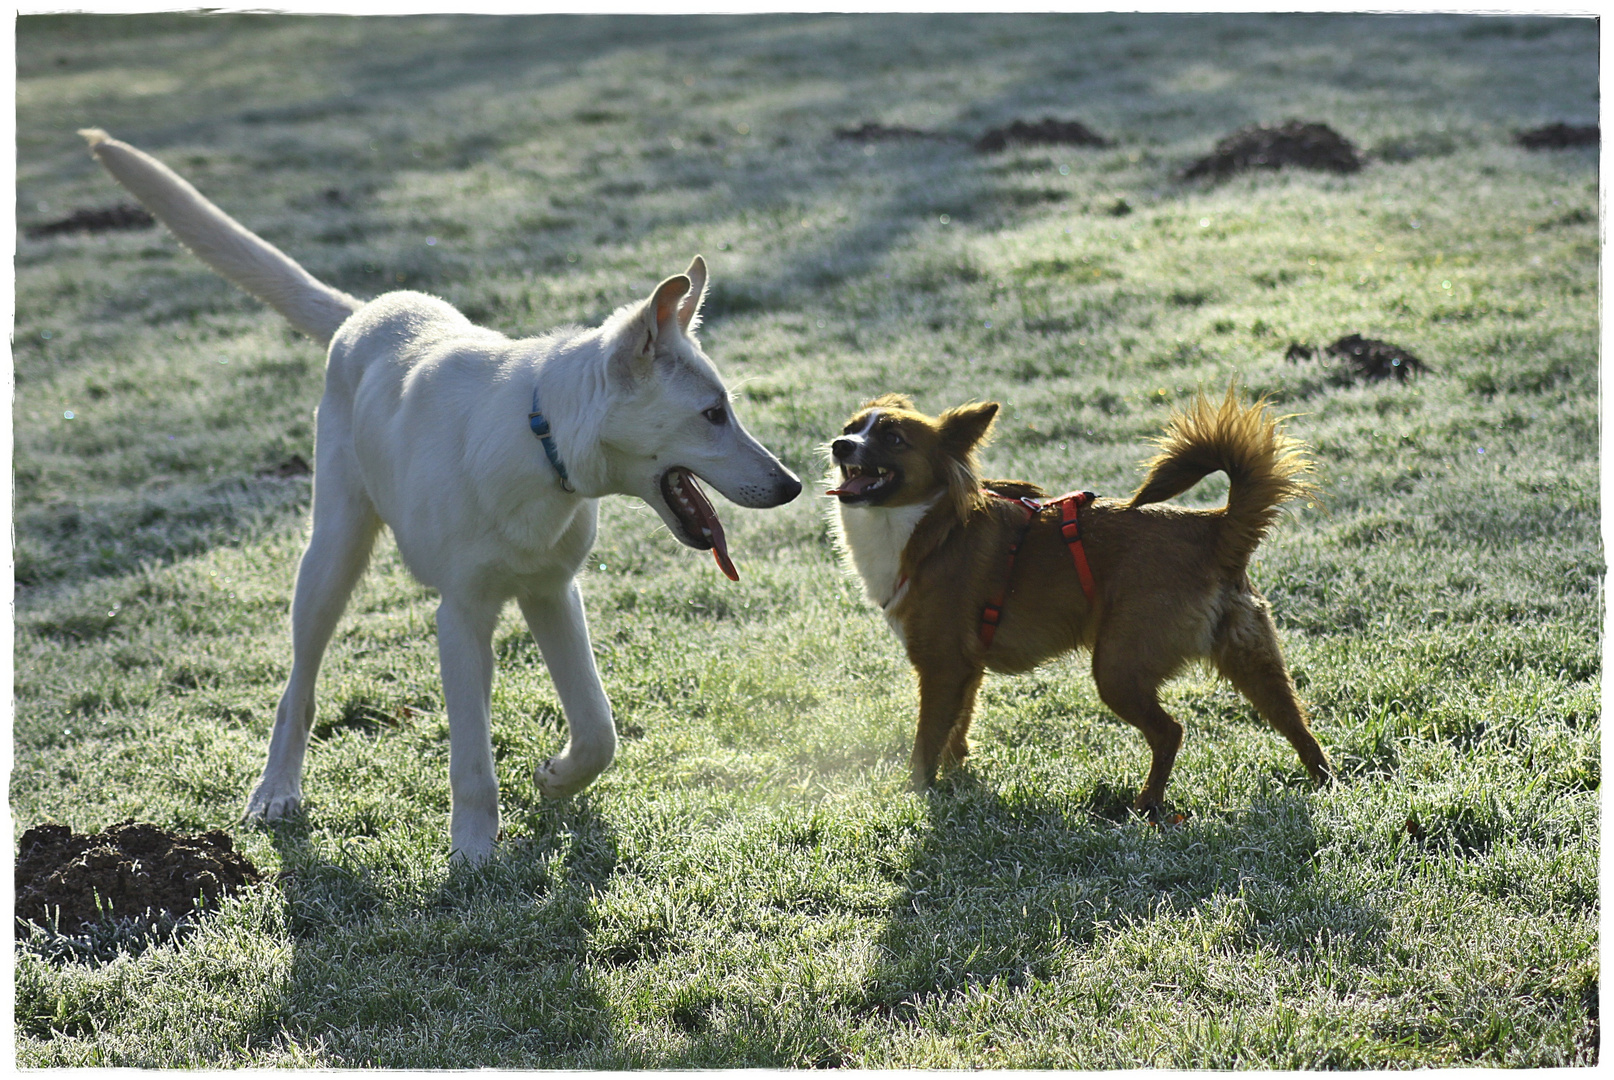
[675,470,738,581]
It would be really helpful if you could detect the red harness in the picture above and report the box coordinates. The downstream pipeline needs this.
[979,490,1097,648]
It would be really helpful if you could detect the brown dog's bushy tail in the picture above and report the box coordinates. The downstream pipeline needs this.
[1128,386,1316,572]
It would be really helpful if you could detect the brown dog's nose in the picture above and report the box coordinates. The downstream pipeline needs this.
[831,437,856,460]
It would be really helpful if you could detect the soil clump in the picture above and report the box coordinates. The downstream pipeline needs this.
[1287,334,1427,383]
[14,820,263,936]
[1185,120,1363,180]
[1515,123,1598,150]
[26,203,155,239]
[975,116,1110,153]
[835,121,953,143]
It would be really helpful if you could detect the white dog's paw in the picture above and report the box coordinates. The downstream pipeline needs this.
[534,756,598,800]
[243,784,303,823]
[449,833,499,866]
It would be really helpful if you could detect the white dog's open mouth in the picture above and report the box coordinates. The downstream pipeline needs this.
[661,468,738,581]
[826,463,897,502]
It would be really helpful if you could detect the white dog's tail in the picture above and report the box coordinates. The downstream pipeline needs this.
[80,128,362,347]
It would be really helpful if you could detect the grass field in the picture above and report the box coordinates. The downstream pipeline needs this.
[11,12,1601,1068]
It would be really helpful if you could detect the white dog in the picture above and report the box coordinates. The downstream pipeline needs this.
[82,129,801,862]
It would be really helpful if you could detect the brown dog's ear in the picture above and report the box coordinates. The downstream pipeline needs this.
[938,401,999,457]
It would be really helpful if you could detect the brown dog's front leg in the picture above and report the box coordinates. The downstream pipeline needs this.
[911,662,984,788]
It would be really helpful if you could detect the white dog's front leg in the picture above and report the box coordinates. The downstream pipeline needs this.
[520,584,617,798]
[436,596,503,864]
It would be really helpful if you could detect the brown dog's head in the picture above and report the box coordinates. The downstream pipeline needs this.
[827,395,999,519]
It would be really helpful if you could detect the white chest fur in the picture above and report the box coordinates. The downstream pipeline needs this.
[833,499,936,610]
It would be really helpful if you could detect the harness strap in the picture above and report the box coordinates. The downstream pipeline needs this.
[979,501,1038,648]
[1057,492,1098,603]
[885,574,908,610]
[979,489,1097,649]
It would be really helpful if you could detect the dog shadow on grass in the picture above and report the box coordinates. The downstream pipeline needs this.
[853,773,1388,1036]
[262,795,620,1067]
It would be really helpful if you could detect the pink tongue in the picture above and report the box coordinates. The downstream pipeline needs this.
[826,473,881,497]
[676,471,738,581]
[710,531,738,582]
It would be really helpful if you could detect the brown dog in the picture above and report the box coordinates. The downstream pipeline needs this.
[828,387,1332,812]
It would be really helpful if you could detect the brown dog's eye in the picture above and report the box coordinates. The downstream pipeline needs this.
[882,428,905,447]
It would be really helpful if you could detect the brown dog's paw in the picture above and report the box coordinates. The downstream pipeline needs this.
[1132,796,1189,827]
[1135,802,1189,828]
[1132,791,1166,816]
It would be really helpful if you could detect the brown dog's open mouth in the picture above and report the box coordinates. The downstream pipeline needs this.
[826,464,897,502]
[661,467,738,581]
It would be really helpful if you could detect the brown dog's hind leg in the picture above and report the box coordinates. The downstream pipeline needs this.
[911,663,984,788]
[1214,596,1333,785]
[1091,645,1183,815]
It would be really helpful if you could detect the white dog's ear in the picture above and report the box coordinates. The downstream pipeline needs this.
[618,272,693,383]
[645,269,690,340]
[649,272,690,335]
[677,255,708,333]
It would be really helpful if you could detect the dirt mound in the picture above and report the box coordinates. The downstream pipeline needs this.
[14,820,263,936]
[258,453,312,479]
[1288,334,1427,383]
[975,117,1110,153]
[25,202,156,239]
[835,121,953,144]
[1185,120,1363,180]
[1516,123,1598,150]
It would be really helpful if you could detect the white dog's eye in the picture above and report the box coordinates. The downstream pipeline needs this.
[703,405,728,426]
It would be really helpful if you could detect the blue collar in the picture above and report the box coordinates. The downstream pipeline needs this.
[529,387,574,492]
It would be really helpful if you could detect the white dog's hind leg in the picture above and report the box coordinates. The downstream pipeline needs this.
[436,596,504,863]
[246,463,381,823]
[521,585,618,799]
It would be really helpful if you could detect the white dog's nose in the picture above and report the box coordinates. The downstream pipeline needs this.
[774,471,803,505]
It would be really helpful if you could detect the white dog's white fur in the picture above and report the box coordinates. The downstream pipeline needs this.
[82,129,801,862]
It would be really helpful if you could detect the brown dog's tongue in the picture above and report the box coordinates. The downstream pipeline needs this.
[676,470,738,581]
[825,473,880,497]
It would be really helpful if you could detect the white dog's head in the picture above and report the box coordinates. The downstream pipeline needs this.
[590,256,801,579]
